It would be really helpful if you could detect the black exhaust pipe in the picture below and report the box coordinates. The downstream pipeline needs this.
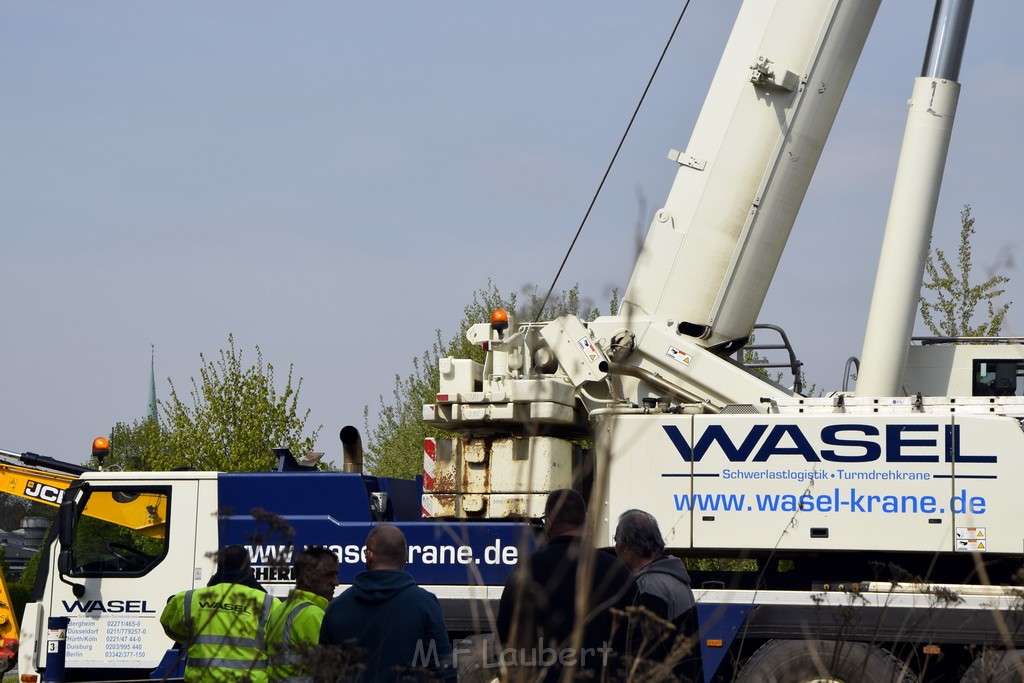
[340,426,363,474]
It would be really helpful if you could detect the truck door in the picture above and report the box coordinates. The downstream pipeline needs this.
[42,479,199,675]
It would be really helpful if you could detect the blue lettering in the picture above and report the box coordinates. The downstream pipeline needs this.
[886,424,939,462]
[753,425,819,462]
[673,493,745,511]
[665,424,767,462]
[820,425,881,462]
[664,422,995,466]
[944,425,997,463]
[61,599,155,614]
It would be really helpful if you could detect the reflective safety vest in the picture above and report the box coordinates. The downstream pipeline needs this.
[161,582,278,682]
[266,589,329,683]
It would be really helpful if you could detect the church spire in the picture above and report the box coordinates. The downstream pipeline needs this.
[146,344,158,420]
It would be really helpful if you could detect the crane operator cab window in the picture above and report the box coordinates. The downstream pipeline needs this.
[62,486,169,577]
[972,360,1024,397]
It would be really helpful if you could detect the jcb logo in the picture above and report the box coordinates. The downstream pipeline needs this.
[25,481,63,503]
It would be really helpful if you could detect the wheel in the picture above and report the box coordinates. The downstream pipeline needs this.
[735,639,914,683]
[962,650,1024,682]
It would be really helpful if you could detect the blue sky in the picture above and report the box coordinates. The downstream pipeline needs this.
[2,2,1021,466]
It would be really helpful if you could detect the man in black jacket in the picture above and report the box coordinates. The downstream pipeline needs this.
[615,508,702,681]
[497,489,636,681]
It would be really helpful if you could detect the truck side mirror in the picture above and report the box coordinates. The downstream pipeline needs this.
[56,484,88,597]
[57,497,77,548]
[57,481,88,548]
[57,549,73,575]
[57,549,85,598]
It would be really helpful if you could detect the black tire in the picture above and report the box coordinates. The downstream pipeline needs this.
[735,639,914,683]
[962,650,1024,682]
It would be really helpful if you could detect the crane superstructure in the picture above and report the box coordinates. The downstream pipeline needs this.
[422,0,1024,676]
[422,0,1013,572]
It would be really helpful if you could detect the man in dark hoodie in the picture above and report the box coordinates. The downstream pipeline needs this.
[615,509,702,681]
[319,524,456,682]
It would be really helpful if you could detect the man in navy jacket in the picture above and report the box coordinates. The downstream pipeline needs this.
[319,525,456,682]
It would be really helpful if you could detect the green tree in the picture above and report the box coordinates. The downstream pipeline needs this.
[0,497,33,532]
[141,334,321,472]
[920,205,1012,337]
[9,547,42,624]
[103,416,164,471]
[365,281,612,478]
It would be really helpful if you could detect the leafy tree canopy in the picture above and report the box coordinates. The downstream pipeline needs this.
[107,334,321,472]
[105,416,163,472]
[921,205,1013,337]
[0,497,48,533]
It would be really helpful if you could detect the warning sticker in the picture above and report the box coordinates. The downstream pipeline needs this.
[666,346,692,367]
[577,337,599,364]
[955,527,987,552]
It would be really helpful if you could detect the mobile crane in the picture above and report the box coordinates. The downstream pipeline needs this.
[17,0,1024,681]
[422,0,1024,678]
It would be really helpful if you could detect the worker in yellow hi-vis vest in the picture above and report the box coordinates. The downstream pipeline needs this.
[266,546,339,682]
[161,545,279,682]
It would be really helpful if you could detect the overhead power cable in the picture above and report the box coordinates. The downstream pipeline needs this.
[533,0,693,322]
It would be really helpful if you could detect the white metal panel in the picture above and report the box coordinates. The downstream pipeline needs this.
[539,315,608,386]
[17,601,42,677]
[595,412,988,553]
[693,586,1024,611]
[690,414,953,552]
[903,343,1024,397]
[949,414,1024,555]
[597,413,694,549]
[438,357,482,396]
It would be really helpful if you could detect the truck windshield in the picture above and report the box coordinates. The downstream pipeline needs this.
[66,487,169,577]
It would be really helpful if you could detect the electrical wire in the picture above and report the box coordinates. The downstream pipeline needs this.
[533,0,694,323]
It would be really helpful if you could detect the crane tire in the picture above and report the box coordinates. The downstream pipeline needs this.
[961,650,1024,682]
[735,639,914,683]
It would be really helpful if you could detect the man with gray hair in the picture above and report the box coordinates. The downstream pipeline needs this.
[615,509,702,681]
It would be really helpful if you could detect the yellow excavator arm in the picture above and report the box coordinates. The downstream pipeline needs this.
[0,445,166,539]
